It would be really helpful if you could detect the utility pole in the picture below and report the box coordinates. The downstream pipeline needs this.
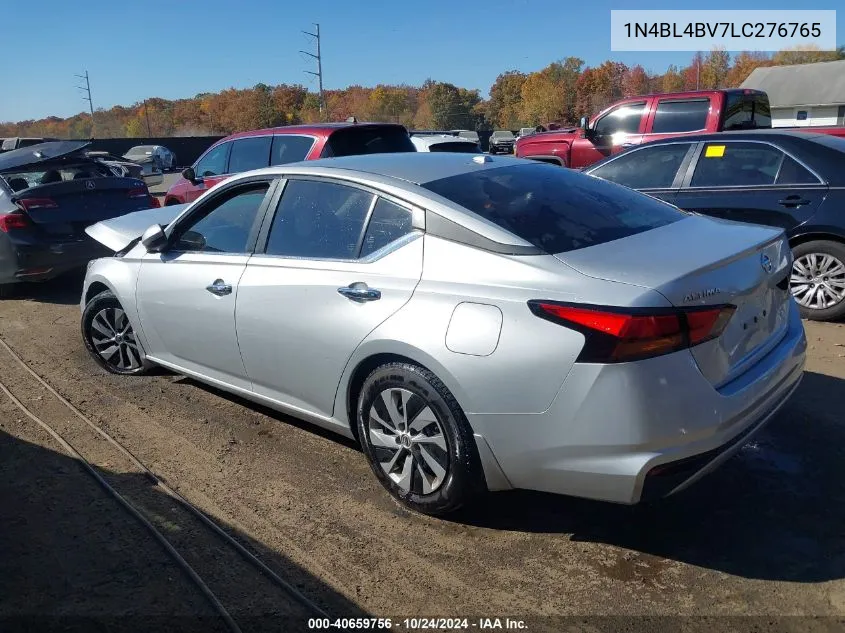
[143,99,153,136]
[75,70,96,137]
[301,23,327,120]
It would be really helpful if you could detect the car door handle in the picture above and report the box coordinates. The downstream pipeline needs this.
[778,195,811,208]
[206,279,232,296]
[337,283,381,302]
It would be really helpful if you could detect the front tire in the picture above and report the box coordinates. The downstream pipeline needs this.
[357,362,485,516]
[81,290,152,375]
[790,240,845,321]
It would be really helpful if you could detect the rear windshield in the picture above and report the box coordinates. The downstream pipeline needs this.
[3,162,111,192]
[422,163,685,254]
[428,142,480,153]
[322,126,415,157]
[127,146,155,154]
[810,134,845,153]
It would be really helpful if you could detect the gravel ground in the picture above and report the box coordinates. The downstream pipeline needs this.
[1,272,844,632]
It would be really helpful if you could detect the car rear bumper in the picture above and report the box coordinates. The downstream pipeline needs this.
[0,235,112,285]
[468,300,807,503]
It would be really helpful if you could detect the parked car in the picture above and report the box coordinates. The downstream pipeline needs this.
[163,122,415,206]
[451,129,480,145]
[516,127,537,140]
[81,154,804,515]
[585,131,845,321]
[411,134,481,153]
[488,130,515,154]
[85,151,163,187]
[123,145,176,171]
[516,89,845,168]
[1,137,59,152]
[0,141,157,297]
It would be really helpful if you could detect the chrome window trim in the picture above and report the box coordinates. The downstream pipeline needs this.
[682,138,826,189]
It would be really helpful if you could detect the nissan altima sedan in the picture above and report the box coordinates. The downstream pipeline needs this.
[80,154,806,515]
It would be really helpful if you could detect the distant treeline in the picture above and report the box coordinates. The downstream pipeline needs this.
[2,46,842,139]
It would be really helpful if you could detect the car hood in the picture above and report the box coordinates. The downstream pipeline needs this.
[85,204,188,252]
[0,140,91,172]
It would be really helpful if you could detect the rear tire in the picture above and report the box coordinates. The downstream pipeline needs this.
[790,240,845,321]
[81,290,152,375]
[357,362,485,516]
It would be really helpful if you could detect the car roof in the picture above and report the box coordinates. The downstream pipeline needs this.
[638,129,833,145]
[0,140,91,172]
[220,121,407,143]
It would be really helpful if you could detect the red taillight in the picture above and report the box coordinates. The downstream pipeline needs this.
[529,302,735,363]
[18,198,58,211]
[127,187,150,199]
[0,212,31,232]
[149,196,161,208]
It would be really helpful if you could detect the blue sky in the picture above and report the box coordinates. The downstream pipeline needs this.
[2,0,841,123]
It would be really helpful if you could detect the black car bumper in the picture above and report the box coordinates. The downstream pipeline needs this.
[0,234,112,285]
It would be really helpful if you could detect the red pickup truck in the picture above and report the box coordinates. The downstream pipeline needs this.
[515,89,845,168]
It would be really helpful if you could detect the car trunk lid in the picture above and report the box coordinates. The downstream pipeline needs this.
[13,177,155,239]
[554,215,793,387]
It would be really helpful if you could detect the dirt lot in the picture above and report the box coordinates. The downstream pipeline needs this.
[1,273,845,632]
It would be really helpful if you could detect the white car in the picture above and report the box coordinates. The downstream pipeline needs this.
[123,145,177,171]
[411,135,481,153]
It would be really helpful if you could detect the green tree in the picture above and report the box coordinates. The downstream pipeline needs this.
[487,71,527,128]
[700,49,731,89]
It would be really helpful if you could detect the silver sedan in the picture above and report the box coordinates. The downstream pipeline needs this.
[80,154,806,515]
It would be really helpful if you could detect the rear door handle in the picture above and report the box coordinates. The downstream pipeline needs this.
[206,279,232,296]
[778,195,811,208]
[338,283,381,302]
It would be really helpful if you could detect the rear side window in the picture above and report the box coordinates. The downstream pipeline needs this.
[265,179,374,259]
[652,100,709,133]
[776,155,819,185]
[590,144,691,189]
[322,126,415,157]
[722,93,772,130]
[228,137,272,173]
[691,142,782,187]
[422,163,684,254]
[270,135,314,165]
[195,142,231,177]
[360,199,414,257]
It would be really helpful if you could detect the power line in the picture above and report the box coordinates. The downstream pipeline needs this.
[75,70,96,137]
[301,23,327,121]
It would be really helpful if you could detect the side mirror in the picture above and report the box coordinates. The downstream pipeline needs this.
[580,116,593,136]
[140,224,167,252]
[181,166,199,184]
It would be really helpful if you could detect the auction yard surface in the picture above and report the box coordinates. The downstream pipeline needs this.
[1,274,844,630]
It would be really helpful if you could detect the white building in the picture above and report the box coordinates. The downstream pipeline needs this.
[741,59,845,128]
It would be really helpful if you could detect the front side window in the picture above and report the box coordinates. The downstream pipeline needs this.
[652,99,709,134]
[360,199,414,257]
[270,135,315,165]
[590,144,691,189]
[691,142,783,188]
[593,102,646,137]
[265,179,375,259]
[423,163,684,254]
[194,142,231,177]
[171,183,269,253]
[228,137,272,173]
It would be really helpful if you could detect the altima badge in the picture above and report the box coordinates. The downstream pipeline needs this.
[760,253,774,274]
[683,288,721,303]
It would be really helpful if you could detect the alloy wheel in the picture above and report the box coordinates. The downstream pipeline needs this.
[367,387,449,495]
[89,307,144,371]
[790,253,845,310]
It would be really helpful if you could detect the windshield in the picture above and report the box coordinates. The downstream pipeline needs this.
[422,163,684,254]
[126,146,155,155]
[428,141,480,153]
[492,131,514,139]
